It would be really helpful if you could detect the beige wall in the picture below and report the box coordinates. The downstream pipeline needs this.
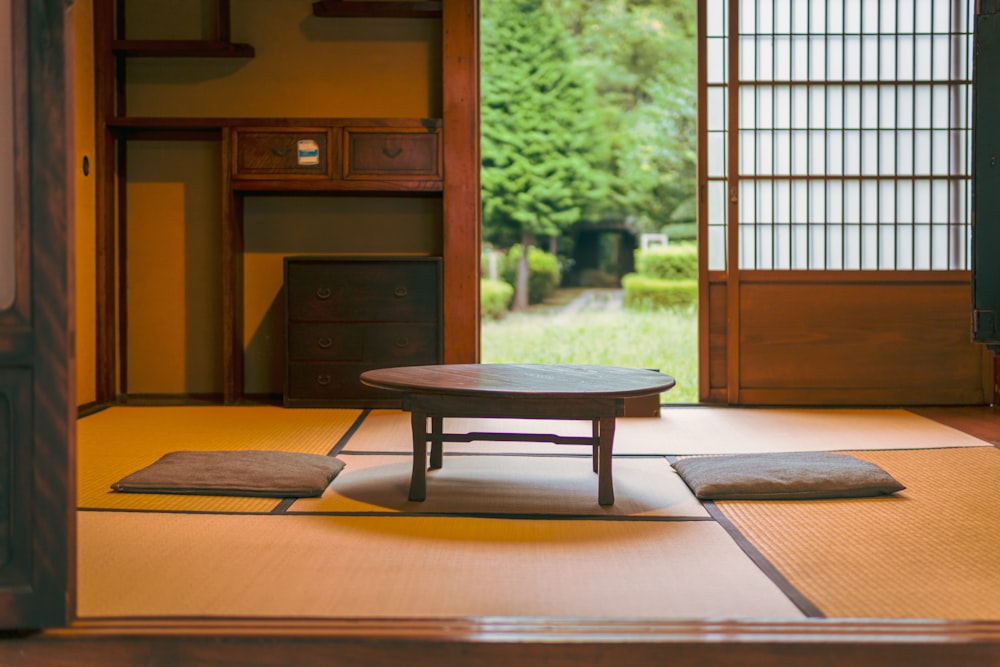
[119,0,442,397]
[125,141,222,394]
[74,0,97,406]
[124,0,441,119]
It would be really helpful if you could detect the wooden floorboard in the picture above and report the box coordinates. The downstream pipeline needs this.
[908,406,1000,445]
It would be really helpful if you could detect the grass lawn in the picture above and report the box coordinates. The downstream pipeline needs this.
[480,305,698,404]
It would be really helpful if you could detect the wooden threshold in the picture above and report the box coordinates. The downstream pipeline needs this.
[0,618,997,667]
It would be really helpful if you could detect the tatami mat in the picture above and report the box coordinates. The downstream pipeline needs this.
[345,407,990,457]
[624,407,992,454]
[76,512,804,619]
[290,453,709,518]
[74,405,999,623]
[78,406,361,512]
[712,446,1000,620]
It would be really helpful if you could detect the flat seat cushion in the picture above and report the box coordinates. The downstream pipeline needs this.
[671,452,905,500]
[111,450,346,497]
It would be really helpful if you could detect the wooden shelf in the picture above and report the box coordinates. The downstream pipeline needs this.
[107,117,228,129]
[111,40,255,58]
[312,1,442,18]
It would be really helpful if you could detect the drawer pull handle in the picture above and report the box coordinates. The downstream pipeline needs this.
[316,374,332,386]
[272,147,292,157]
[395,337,410,348]
[317,337,333,349]
[316,287,332,300]
[383,146,403,159]
[394,286,408,298]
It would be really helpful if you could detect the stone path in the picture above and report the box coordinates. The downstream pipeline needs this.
[558,289,623,314]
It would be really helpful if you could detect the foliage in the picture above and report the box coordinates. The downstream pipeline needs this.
[635,242,697,280]
[544,0,698,232]
[662,222,697,242]
[481,246,509,281]
[480,278,515,319]
[480,0,609,252]
[481,308,697,403]
[622,274,697,310]
[502,244,562,304]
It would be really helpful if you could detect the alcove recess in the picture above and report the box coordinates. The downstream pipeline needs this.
[94,0,453,405]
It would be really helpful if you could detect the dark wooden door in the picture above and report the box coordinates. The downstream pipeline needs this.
[0,0,74,628]
[973,2,1000,354]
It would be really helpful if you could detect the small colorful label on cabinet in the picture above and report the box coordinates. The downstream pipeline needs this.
[297,139,320,166]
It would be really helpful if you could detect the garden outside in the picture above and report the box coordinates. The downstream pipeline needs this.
[480,288,698,404]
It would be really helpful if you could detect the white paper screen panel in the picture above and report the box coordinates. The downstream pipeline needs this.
[703,0,974,270]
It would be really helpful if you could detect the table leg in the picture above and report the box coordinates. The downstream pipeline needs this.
[429,415,444,469]
[597,415,616,506]
[409,409,428,501]
[591,419,599,473]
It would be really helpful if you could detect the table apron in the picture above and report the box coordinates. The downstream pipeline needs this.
[403,393,622,419]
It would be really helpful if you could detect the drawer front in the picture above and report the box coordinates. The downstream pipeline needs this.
[235,130,329,176]
[287,323,364,361]
[287,323,439,362]
[286,362,392,400]
[344,129,441,179]
[364,323,440,362]
[286,260,440,322]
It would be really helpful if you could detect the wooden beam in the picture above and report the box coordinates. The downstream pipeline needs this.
[312,1,442,18]
[441,0,480,364]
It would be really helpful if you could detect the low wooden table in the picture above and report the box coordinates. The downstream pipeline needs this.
[359,363,676,505]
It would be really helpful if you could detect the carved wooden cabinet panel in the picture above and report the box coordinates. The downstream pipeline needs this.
[343,127,441,180]
[229,121,443,191]
[283,257,442,407]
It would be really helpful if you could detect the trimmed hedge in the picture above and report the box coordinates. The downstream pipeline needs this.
[502,244,561,304]
[635,242,697,281]
[662,222,696,242]
[480,278,514,319]
[622,273,697,310]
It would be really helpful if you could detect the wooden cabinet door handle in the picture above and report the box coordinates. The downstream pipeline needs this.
[316,374,332,386]
[383,146,403,158]
[317,337,333,349]
[272,146,292,157]
[395,337,410,348]
[316,287,332,299]
[394,286,408,297]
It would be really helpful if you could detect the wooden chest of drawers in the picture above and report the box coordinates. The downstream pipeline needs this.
[283,257,442,408]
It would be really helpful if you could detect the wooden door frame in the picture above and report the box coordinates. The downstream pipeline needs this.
[0,0,75,628]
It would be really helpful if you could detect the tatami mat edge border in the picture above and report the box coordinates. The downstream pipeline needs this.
[77,506,716,522]
[702,501,825,619]
[271,409,371,513]
[327,409,371,457]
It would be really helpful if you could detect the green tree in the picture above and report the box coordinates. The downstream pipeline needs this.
[547,0,698,232]
[481,0,608,309]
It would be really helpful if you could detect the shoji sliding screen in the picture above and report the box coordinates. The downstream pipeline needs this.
[698,0,988,405]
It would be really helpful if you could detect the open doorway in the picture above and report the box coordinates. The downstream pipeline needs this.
[478,0,699,404]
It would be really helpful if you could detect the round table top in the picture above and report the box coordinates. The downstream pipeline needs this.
[360,363,676,399]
